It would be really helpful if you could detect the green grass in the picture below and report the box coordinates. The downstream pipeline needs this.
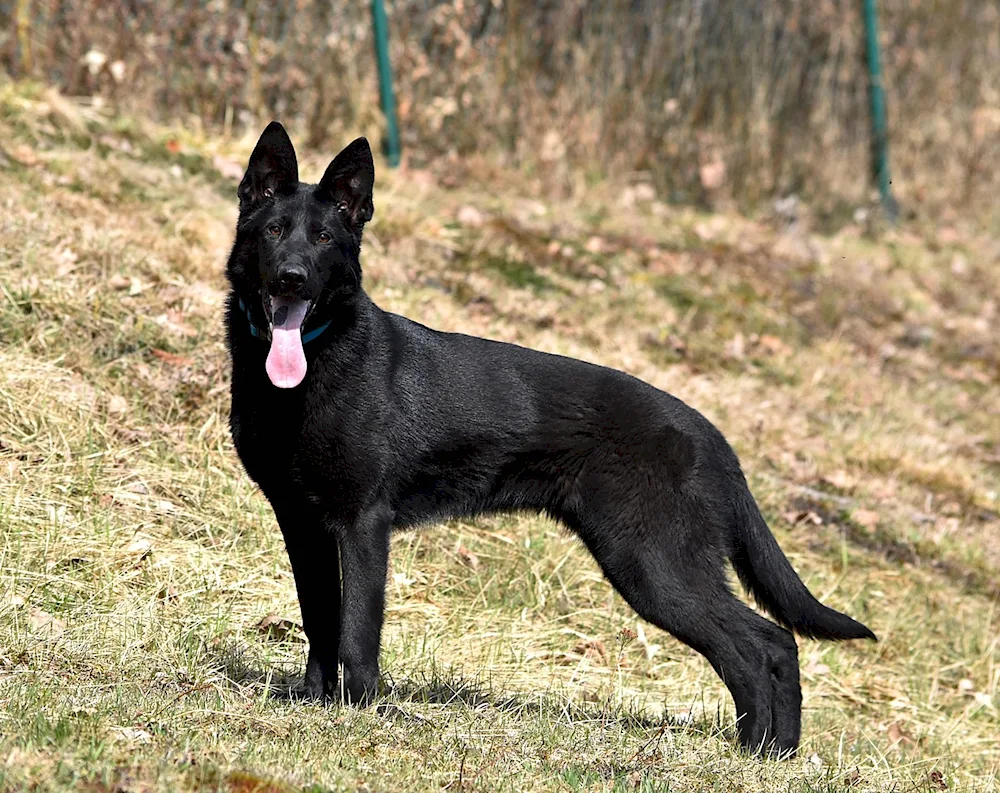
[0,84,998,792]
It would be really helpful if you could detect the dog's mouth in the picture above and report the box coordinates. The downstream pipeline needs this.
[262,292,313,389]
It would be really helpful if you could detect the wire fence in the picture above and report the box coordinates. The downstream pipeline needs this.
[2,0,998,218]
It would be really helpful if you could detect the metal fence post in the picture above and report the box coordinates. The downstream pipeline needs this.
[371,0,401,167]
[863,0,896,218]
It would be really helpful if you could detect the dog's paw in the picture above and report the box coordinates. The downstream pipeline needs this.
[298,657,337,702]
[341,666,379,707]
[295,676,333,702]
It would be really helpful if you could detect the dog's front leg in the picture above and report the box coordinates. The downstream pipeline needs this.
[271,498,342,700]
[337,503,393,706]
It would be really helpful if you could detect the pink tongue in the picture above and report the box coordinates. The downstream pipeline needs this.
[265,297,310,388]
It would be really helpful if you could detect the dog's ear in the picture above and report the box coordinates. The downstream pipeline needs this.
[238,121,299,207]
[318,137,375,227]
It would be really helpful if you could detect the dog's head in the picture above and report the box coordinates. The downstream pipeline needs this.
[228,122,374,388]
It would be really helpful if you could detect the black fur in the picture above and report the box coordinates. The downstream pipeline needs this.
[225,123,875,758]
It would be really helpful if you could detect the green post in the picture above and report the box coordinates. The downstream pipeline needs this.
[862,0,896,218]
[371,0,401,167]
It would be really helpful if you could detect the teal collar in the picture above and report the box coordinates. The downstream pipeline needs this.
[238,297,332,344]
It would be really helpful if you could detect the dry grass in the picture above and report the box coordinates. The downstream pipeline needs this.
[0,85,998,792]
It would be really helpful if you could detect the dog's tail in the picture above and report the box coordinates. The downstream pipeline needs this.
[730,488,876,642]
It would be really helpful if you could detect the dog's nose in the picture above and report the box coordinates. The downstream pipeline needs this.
[277,264,307,290]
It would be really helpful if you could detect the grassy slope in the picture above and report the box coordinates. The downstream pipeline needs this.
[0,84,998,792]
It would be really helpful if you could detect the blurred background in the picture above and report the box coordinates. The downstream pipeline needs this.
[2,0,998,226]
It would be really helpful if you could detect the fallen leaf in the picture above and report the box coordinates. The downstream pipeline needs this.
[54,247,79,275]
[12,145,40,166]
[112,726,152,744]
[573,638,608,664]
[83,49,106,74]
[28,607,66,637]
[628,183,657,204]
[151,349,193,367]
[155,310,198,338]
[973,692,995,710]
[125,537,153,559]
[822,470,856,491]
[540,129,565,162]
[107,395,128,418]
[941,501,962,516]
[257,614,304,643]
[693,222,717,242]
[456,205,486,227]
[852,509,880,529]
[757,334,791,356]
[157,586,178,603]
[725,333,746,360]
[699,155,726,191]
[784,510,823,526]
[928,770,948,790]
[456,545,479,570]
[887,721,915,747]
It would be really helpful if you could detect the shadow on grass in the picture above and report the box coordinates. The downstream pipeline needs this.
[209,641,302,702]
[209,642,721,739]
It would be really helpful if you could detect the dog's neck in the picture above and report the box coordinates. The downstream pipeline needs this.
[233,283,372,337]
[313,290,374,344]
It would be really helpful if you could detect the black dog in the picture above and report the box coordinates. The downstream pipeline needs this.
[225,122,874,757]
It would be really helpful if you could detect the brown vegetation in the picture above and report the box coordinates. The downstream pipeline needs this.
[1,1,998,222]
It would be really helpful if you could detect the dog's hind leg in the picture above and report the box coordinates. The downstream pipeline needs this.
[578,515,793,755]
[271,497,342,700]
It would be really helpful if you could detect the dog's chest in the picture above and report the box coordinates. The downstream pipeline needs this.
[230,373,378,502]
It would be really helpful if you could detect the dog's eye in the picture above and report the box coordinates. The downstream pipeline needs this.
[263,187,274,199]
[267,224,283,237]
[316,231,331,244]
